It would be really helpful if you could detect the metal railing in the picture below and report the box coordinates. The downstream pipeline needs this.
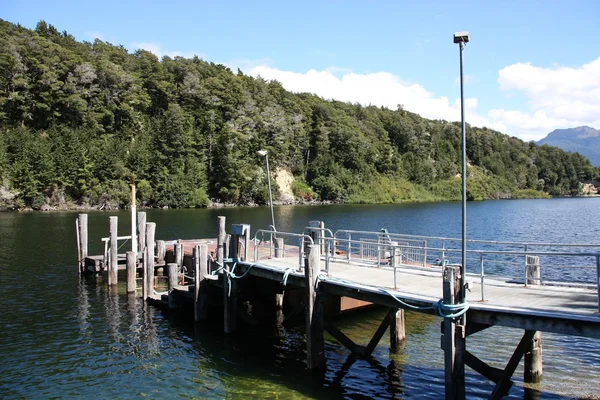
[253,229,314,271]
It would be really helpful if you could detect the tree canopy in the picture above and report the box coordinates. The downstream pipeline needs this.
[0,19,596,210]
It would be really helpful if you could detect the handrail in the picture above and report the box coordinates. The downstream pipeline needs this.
[333,229,600,249]
[253,229,314,271]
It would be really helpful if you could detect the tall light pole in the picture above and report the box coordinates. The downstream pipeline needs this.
[257,150,276,231]
[454,31,469,309]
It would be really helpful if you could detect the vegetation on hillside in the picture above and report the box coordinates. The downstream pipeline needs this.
[0,20,597,210]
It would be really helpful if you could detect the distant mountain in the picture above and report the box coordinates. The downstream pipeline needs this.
[537,126,600,166]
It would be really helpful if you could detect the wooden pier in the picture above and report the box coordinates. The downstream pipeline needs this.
[76,213,600,399]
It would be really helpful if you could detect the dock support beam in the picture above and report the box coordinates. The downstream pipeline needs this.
[305,244,324,369]
[156,240,166,265]
[108,216,118,286]
[77,213,88,273]
[217,216,226,266]
[194,244,209,321]
[126,251,136,293]
[223,220,237,333]
[442,265,465,400]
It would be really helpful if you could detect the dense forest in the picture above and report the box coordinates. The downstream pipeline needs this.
[0,19,597,210]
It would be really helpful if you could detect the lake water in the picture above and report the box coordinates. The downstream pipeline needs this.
[1,198,599,399]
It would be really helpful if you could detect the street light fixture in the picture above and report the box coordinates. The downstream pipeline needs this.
[257,149,276,231]
[454,31,469,310]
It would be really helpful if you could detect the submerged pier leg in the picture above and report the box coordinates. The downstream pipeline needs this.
[389,308,406,352]
[524,330,543,384]
[305,244,324,369]
[108,216,118,286]
[442,265,465,400]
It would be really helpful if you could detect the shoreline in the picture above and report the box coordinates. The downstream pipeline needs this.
[3,194,599,213]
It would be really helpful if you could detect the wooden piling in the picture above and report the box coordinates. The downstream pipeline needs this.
[145,222,156,298]
[156,240,166,265]
[175,243,184,268]
[126,251,136,293]
[442,265,465,400]
[526,255,540,286]
[524,330,543,383]
[224,225,237,334]
[194,244,209,321]
[167,262,178,309]
[217,216,226,266]
[142,247,148,300]
[108,216,118,286]
[77,213,88,273]
[305,244,325,369]
[275,237,284,258]
[389,308,406,352]
[137,212,146,252]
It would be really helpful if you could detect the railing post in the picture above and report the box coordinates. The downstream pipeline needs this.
[347,234,351,262]
[523,244,529,287]
[596,255,600,313]
[480,254,485,302]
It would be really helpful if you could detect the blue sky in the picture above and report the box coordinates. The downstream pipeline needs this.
[2,0,600,141]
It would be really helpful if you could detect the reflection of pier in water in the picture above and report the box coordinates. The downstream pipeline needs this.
[76,212,600,399]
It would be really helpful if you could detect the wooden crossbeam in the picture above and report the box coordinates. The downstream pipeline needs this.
[466,322,492,337]
[490,330,536,399]
[465,351,505,383]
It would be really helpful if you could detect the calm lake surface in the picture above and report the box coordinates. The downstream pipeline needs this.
[1,198,599,399]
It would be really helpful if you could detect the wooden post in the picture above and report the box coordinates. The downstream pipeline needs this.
[305,244,324,369]
[526,255,540,286]
[145,222,156,298]
[275,237,285,258]
[126,251,136,293]
[224,228,237,334]
[243,226,250,261]
[78,213,88,273]
[194,244,209,321]
[524,330,543,383]
[167,262,178,309]
[156,240,166,265]
[142,247,148,300]
[109,216,118,286]
[175,243,184,269]
[442,265,465,400]
[137,212,146,253]
[217,216,226,266]
[225,234,231,259]
[389,308,406,352]
[131,184,137,255]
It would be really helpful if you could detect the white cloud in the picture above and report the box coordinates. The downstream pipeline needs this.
[248,65,502,132]
[489,57,600,141]
[131,41,204,60]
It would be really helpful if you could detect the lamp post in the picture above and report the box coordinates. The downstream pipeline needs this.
[454,31,469,309]
[257,150,276,231]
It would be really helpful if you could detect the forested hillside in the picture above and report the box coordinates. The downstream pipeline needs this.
[0,20,597,210]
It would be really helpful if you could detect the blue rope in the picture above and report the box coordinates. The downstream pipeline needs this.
[281,268,296,287]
